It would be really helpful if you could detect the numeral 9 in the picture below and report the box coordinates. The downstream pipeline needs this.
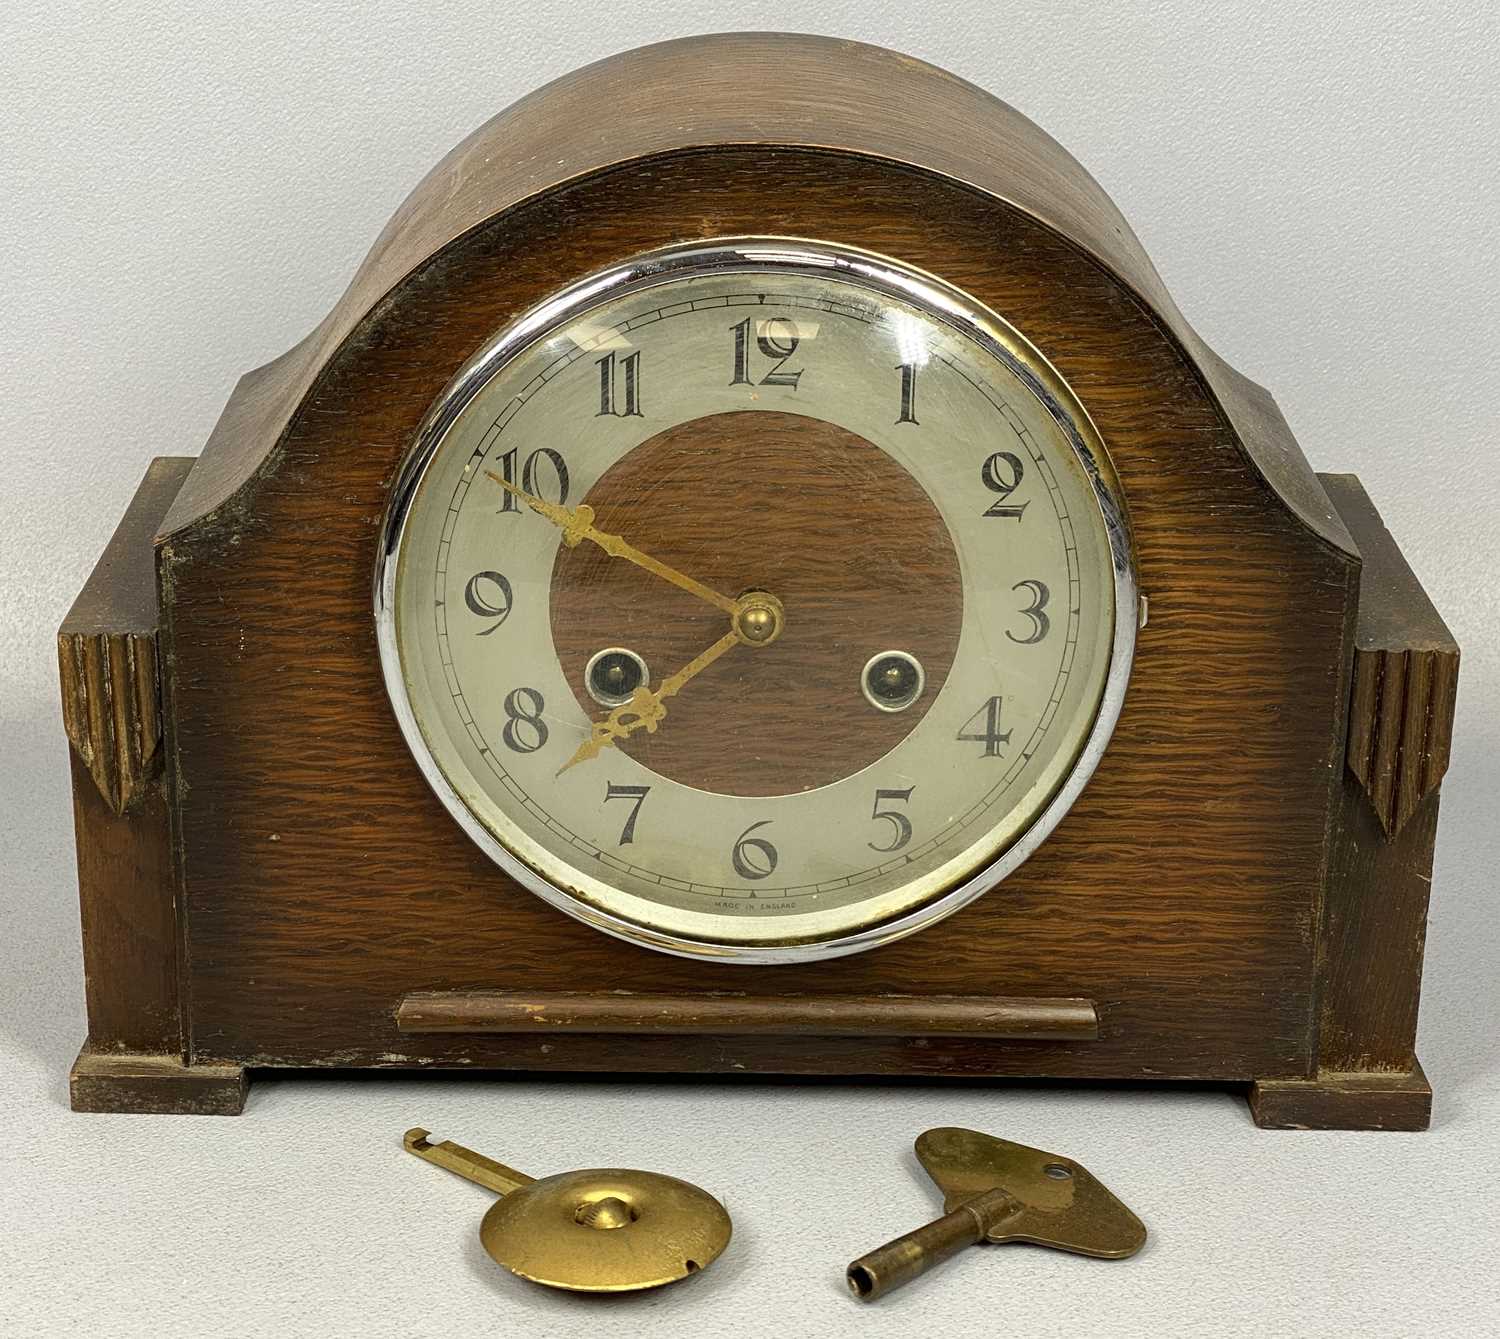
[463,571,513,635]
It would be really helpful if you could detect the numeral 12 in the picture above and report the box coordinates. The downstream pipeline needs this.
[729,317,803,388]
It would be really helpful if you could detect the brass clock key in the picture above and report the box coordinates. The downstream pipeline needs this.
[403,1128,732,1293]
[846,1128,1146,1301]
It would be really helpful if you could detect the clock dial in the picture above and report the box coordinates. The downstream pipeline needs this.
[378,240,1134,961]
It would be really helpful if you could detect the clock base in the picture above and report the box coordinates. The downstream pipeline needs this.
[69,1045,247,1117]
[1248,1062,1432,1132]
[62,1049,1434,1130]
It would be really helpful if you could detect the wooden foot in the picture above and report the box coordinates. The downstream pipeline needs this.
[1248,1061,1430,1131]
[70,1044,248,1115]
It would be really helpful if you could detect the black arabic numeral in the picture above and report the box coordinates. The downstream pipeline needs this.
[495,445,570,512]
[896,362,920,424]
[604,782,650,846]
[729,317,753,385]
[1008,579,1051,645]
[496,446,519,514]
[868,786,915,853]
[980,451,1029,519]
[729,316,802,389]
[463,571,513,636]
[957,696,1012,758]
[596,350,643,417]
[731,819,778,880]
[501,686,548,754]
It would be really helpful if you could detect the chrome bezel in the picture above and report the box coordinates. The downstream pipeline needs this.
[375,238,1137,964]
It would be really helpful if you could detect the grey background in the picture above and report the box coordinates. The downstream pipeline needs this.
[2,3,1497,1335]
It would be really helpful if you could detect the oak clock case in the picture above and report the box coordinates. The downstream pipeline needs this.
[59,33,1457,1130]
[377,241,1134,962]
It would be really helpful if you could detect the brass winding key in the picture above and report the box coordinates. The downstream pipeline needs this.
[404,1128,732,1293]
[846,1128,1146,1300]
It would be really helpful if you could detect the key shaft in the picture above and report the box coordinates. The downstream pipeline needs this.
[846,1186,1020,1301]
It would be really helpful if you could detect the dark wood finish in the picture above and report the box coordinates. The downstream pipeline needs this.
[60,458,192,1065]
[58,459,181,816]
[1334,474,1459,840]
[159,147,1351,1088]
[70,1046,246,1117]
[397,992,1099,1040]
[1242,476,1456,1129]
[58,37,1456,1123]
[1312,475,1458,1089]
[551,410,962,793]
[1249,1063,1431,1132]
[156,34,1353,562]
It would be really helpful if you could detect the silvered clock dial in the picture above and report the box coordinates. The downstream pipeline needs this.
[377,239,1135,962]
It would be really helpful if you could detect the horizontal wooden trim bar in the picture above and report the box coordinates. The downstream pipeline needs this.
[396,991,1098,1041]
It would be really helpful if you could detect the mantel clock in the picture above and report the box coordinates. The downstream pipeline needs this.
[59,34,1458,1128]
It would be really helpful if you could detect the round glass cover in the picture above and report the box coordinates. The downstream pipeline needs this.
[376,239,1135,962]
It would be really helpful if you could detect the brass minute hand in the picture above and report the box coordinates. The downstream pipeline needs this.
[485,470,739,616]
[557,629,742,775]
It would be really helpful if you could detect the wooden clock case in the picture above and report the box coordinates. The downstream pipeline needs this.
[59,34,1457,1127]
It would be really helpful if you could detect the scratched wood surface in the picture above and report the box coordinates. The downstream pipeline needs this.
[156,148,1356,1081]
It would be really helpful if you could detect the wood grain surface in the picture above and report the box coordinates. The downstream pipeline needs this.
[70,1047,246,1117]
[1314,474,1457,1090]
[550,410,963,794]
[60,458,194,1057]
[1249,1063,1432,1133]
[1336,471,1459,841]
[156,149,1356,1083]
[158,34,1352,559]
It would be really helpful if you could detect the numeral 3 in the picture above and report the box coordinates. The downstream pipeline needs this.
[1008,580,1051,644]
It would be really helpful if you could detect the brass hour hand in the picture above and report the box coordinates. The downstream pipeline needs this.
[558,629,742,775]
[485,469,739,616]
